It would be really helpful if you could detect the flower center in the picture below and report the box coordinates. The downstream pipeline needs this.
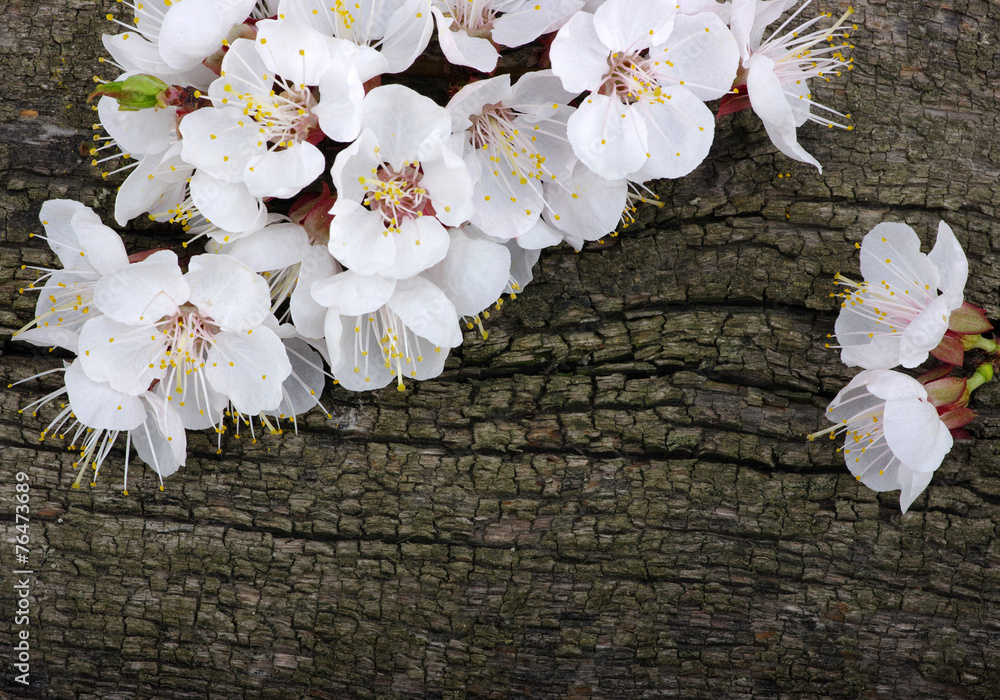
[236,83,320,148]
[441,0,497,34]
[359,162,434,232]
[601,51,660,104]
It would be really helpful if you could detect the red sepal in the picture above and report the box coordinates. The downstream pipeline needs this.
[717,86,751,118]
[948,302,993,334]
[923,376,967,409]
[940,407,976,431]
[930,334,965,366]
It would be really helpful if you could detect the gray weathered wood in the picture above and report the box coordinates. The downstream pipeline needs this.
[3,1,1000,697]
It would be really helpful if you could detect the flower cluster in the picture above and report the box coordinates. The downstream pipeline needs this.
[812,221,997,512]
[12,0,857,489]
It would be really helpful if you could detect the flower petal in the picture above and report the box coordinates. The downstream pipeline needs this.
[928,220,968,305]
[78,316,166,395]
[65,360,147,431]
[592,0,676,52]
[254,18,332,86]
[186,254,272,332]
[379,216,451,279]
[858,222,940,297]
[426,229,511,316]
[387,276,463,348]
[133,390,186,478]
[898,294,952,368]
[190,171,268,234]
[328,199,396,275]
[549,11,609,94]
[94,250,187,325]
[883,397,953,473]
[205,327,292,414]
[290,245,340,338]
[311,270,397,316]
[159,0,257,70]
[220,222,309,271]
[649,13,739,102]
[566,94,648,180]
[431,7,500,72]
[244,141,326,199]
[746,54,822,172]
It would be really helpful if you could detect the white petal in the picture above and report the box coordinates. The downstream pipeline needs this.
[244,141,326,199]
[98,97,179,156]
[447,74,512,132]
[330,128,381,202]
[15,327,82,354]
[379,0,434,73]
[516,218,564,250]
[898,294,952,368]
[418,141,475,226]
[649,13,739,102]
[549,11,609,93]
[40,201,123,274]
[94,251,187,325]
[746,54,822,172]
[78,316,166,395]
[547,162,627,242]
[387,276,463,348]
[311,271,397,316]
[190,171,267,234]
[883,398,952,473]
[859,222,939,296]
[179,106,264,182]
[205,328,292,414]
[492,0,584,47]
[592,0,676,52]
[133,391,186,478]
[328,199,396,275]
[64,360,146,431]
[38,199,88,265]
[898,467,934,513]
[323,308,344,369]
[209,37,272,104]
[380,217,452,279]
[266,337,327,418]
[186,254,272,332]
[290,245,340,338]
[567,94,648,180]
[159,0,257,70]
[506,239,541,292]
[467,148,544,240]
[432,7,500,72]
[114,146,191,226]
[69,209,131,276]
[361,84,451,167]
[838,334,903,371]
[254,19,332,86]
[221,222,309,271]
[426,229,511,316]
[863,369,928,402]
[313,54,366,143]
[928,220,968,303]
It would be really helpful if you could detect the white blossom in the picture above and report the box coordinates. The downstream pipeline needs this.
[810,369,953,513]
[550,0,739,180]
[832,221,968,370]
[327,85,473,279]
[729,0,855,171]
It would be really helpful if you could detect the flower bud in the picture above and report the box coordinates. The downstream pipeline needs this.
[88,74,170,111]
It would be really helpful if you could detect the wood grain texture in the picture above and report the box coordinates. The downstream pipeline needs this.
[3,0,1000,697]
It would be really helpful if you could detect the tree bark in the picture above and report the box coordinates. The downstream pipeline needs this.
[3,1,1000,697]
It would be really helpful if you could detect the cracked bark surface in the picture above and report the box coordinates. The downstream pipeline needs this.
[3,0,1000,697]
